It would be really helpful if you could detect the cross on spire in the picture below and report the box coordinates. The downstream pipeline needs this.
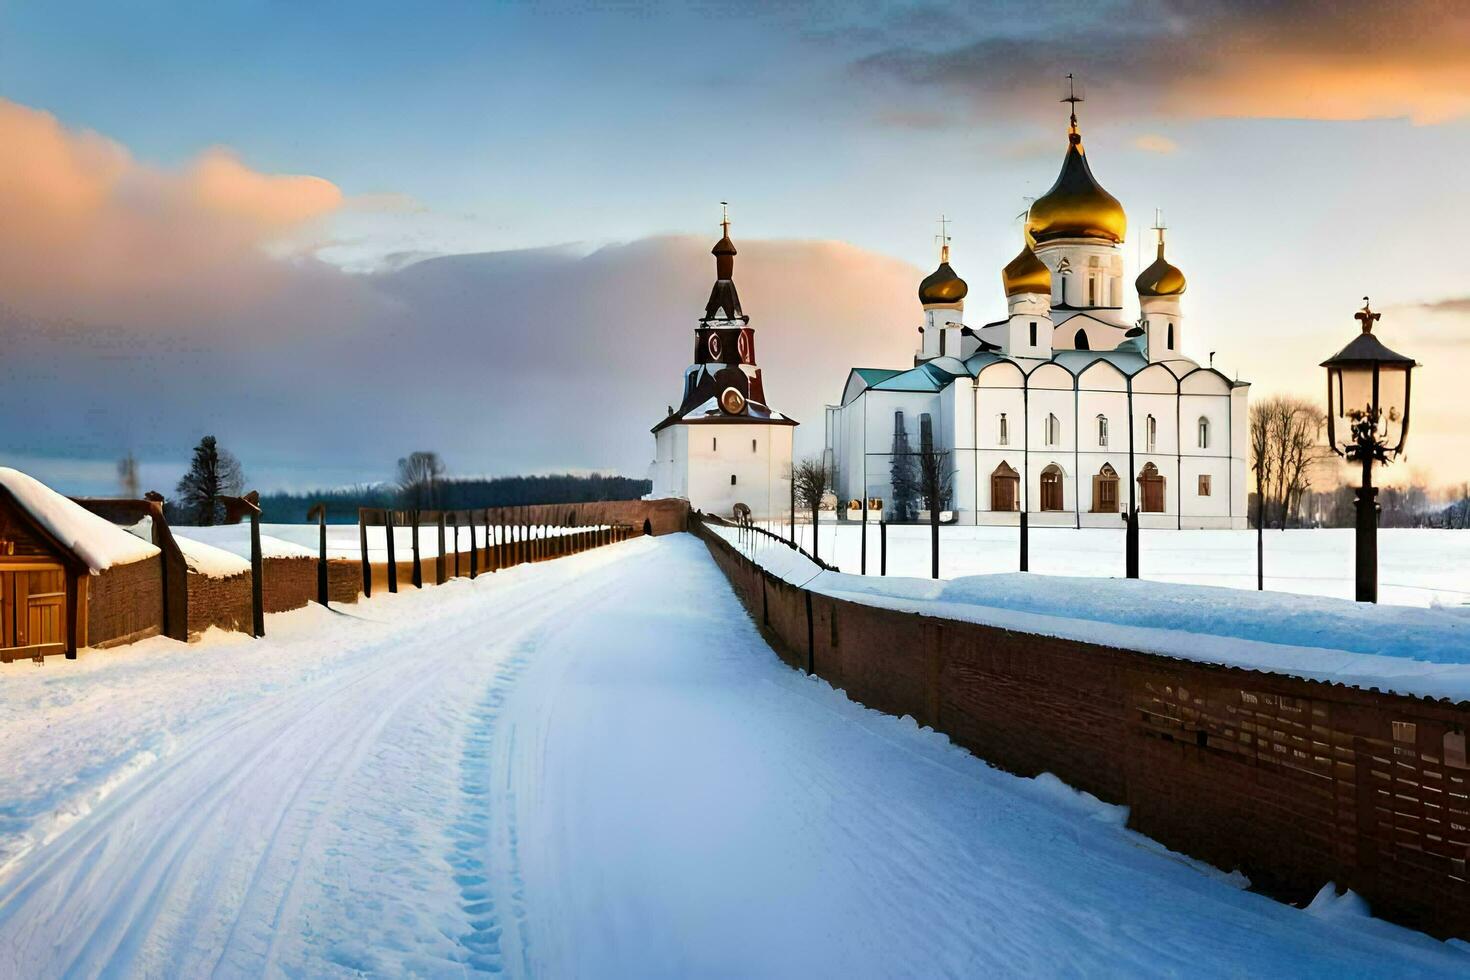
[1152,208,1167,256]
[1062,72,1084,136]
[720,200,730,238]
[1356,296,1381,334]
[935,214,951,261]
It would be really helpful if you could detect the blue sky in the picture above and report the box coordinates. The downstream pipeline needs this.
[2,1,1470,493]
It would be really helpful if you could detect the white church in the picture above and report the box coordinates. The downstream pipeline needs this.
[824,101,1250,529]
[648,210,796,519]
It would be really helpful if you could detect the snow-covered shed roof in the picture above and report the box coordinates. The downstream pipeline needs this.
[170,534,254,579]
[0,468,159,574]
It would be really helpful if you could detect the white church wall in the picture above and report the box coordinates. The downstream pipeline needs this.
[683,423,792,521]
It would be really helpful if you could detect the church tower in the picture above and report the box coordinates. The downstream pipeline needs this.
[916,217,968,362]
[648,206,796,520]
[1136,214,1188,362]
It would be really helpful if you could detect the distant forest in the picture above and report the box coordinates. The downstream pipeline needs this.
[258,473,651,523]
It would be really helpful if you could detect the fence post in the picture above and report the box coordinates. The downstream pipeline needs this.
[805,590,815,676]
[411,510,423,589]
[248,497,264,637]
[359,508,372,597]
[436,512,446,584]
[1020,510,1029,573]
[861,506,867,575]
[451,513,461,578]
[880,519,887,576]
[310,503,329,607]
[385,509,398,593]
[469,512,479,579]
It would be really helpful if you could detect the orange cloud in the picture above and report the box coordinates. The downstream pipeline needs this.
[0,99,344,331]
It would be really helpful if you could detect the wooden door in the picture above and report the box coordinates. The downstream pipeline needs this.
[1040,468,1064,511]
[1139,465,1166,513]
[1,566,67,660]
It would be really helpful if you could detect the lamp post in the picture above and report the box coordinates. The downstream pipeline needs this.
[1321,298,1417,603]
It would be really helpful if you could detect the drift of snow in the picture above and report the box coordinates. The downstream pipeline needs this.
[0,535,1464,977]
[169,533,254,578]
[0,467,158,572]
[717,525,1470,703]
[169,524,314,561]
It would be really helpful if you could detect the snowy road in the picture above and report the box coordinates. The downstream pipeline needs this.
[1,536,1466,977]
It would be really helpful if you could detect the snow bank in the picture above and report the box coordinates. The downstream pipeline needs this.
[0,467,159,572]
[713,525,1470,703]
[171,534,252,578]
[170,524,314,560]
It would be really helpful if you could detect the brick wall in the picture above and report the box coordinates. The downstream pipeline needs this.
[694,521,1470,941]
[86,554,164,648]
[186,570,253,636]
[258,556,361,612]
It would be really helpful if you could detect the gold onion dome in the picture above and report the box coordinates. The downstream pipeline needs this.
[1025,120,1127,245]
[1002,240,1051,296]
[1136,240,1186,296]
[918,246,968,305]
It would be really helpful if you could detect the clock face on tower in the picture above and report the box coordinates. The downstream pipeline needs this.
[720,387,746,415]
[707,332,722,360]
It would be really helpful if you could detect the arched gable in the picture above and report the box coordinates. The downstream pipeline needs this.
[1178,367,1233,395]
[1131,363,1179,395]
[1026,362,1074,391]
[975,360,1025,388]
[1077,359,1128,392]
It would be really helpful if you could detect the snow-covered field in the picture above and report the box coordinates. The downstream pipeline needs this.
[2,536,1466,976]
[776,522,1470,608]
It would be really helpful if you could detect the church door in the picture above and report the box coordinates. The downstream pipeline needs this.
[1139,463,1166,513]
[990,462,1019,512]
[1091,464,1119,513]
[1040,465,1064,511]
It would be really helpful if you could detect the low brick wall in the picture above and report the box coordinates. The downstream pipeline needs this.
[487,498,689,536]
[186,570,253,636]
[87,554,165,648]
[694,521,1470,941]
[258,556,361,612]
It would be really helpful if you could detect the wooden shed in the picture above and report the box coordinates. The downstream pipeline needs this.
[0,468,165,662]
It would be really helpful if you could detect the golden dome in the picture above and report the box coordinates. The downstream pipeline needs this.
[1001,240,1051,297]
[1025,124,1127,245]
[1136,238,1186,297]
[918,246,968,305]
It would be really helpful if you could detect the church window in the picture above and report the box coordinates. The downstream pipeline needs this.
[752,439,758,452]
[1145,415,1157,453]
[1097,415,1109,447]
[731,474,737,486]
[1074,329,1090,350]
[1087,277,1097,306]
[919,413,934,453]
[1045,413,1060,446]
[1197,417,1210,449]
[1167,323,1175,350]
[998,413,1009,446]
[1029,322,1037,346]
[712,438,718,451]
[1198,475,1212,496]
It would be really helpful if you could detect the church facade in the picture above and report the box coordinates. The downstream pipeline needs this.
[649,213,796,520]
[824,106,1250,529]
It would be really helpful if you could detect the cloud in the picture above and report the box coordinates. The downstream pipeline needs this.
[846,1,1470,126]
[0,99,345,333]
[1133,134,1178,154]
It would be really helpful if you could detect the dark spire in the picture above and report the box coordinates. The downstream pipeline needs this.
[703,201,745,321]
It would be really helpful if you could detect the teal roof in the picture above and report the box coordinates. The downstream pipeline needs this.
[871,360,964,392]
[853,367,901,385]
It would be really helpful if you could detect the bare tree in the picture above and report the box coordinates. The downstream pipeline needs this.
[1249,395,1328,528]
[916,444,953,579]
[175,436,244,525]
[397,451,446,510]
[117,453,140,499]
[791,453,831,561]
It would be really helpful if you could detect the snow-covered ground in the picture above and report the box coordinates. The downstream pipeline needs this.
[173,521,608,563]
[1,536,1466,977]
[773,521,1470,608]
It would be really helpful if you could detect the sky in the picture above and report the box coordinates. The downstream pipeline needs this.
[2,0,1470,496]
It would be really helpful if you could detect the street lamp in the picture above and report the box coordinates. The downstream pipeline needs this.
[1321,297,1417,603]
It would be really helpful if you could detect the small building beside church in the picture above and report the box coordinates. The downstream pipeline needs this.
[648,212,796,520]
[824,101,1250,529]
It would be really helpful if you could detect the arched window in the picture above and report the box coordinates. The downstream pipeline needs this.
[998,413,1009,446]
[1138,462,1166,513]
[1091,463,1119,513]
[1197,416,1209,449]
[1097,414,1109,447]
[1074,329,1090,350]
[1045,413,1060,446]
[1167,323,1175,350]
[1145,414,1157,453]
[990,461,1019,512]
[1040,464,1064,512]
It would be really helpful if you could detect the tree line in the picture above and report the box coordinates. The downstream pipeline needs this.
[126,439,649,525]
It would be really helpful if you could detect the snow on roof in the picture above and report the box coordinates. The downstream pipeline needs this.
[0,467,159,573]
[712,527,1470,704]
[170,524,314,561]
[171,533,253,579]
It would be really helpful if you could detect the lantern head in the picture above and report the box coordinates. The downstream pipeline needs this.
[1321,298,1417,461]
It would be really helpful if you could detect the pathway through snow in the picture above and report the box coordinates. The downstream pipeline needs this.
[0,535,1465,977]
